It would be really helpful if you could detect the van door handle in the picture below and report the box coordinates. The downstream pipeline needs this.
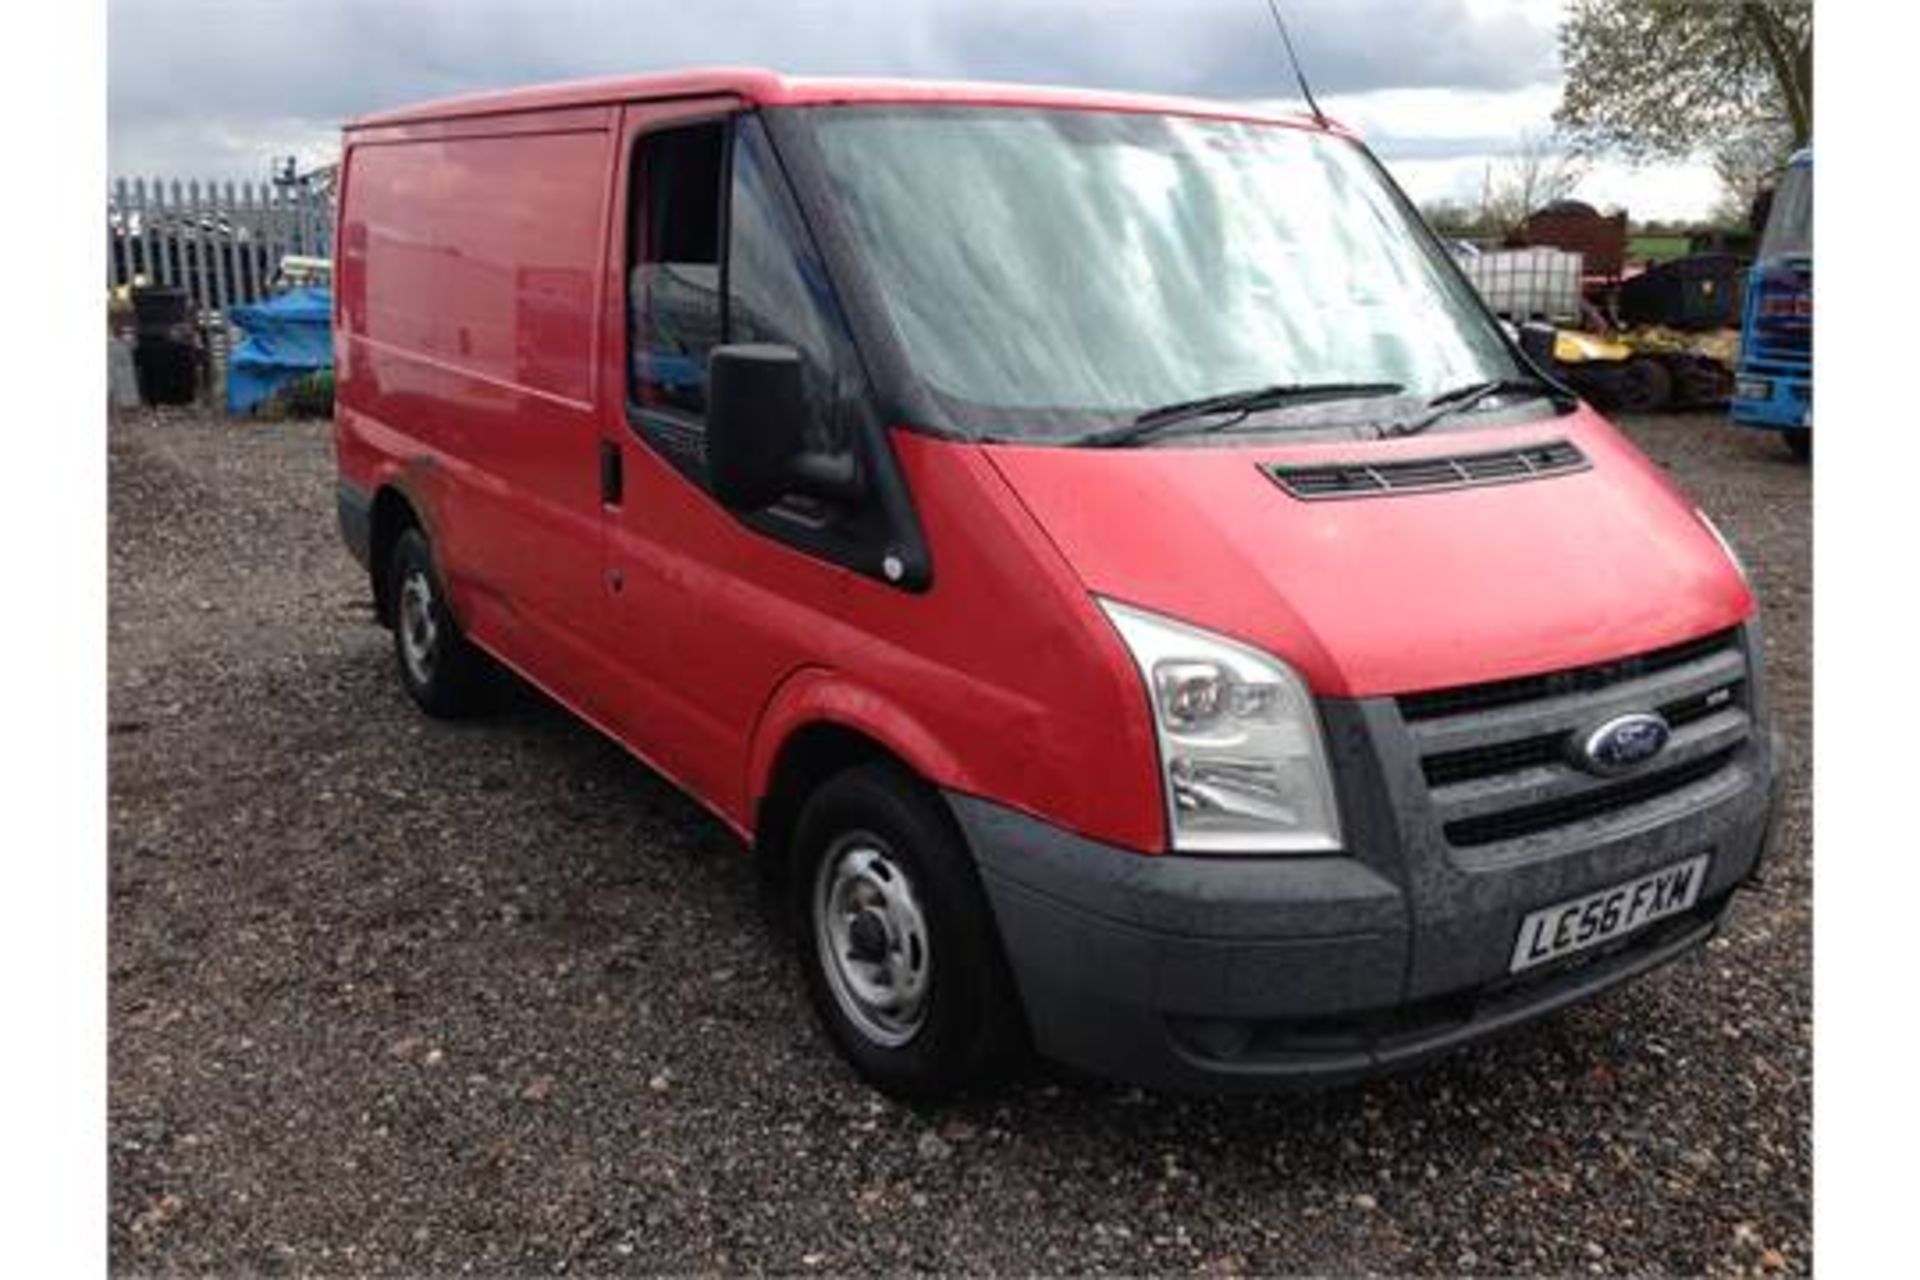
[599,440,623,506]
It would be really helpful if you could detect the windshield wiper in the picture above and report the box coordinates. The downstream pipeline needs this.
[1375,375,1572,439]
[1077,381,1406,448]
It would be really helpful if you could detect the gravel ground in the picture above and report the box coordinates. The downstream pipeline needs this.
[108,408,1810,1276]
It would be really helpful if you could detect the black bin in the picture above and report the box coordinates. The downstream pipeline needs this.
[1617,253,1746,330]
[134,338,198,405]
[129,285,200,405]
[130,286,190,333]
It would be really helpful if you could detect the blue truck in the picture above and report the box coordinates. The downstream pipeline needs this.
[1730,148,1812,459]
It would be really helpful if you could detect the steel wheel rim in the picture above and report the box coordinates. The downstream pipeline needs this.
[813,833,931,1047]
[398,569,439,686]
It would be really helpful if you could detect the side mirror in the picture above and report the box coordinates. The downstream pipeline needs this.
[1517,320,1559,371]
[706,343,861,512]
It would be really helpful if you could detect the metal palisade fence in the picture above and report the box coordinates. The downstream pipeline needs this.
[108,175,335,319]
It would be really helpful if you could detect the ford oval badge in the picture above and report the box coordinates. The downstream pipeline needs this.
[1577,712,1671,776]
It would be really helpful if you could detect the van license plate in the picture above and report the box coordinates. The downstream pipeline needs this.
[1509,855,1709,973]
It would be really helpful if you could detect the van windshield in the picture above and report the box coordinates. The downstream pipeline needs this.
[1758,161,1812,261]
[806,106,1521,442]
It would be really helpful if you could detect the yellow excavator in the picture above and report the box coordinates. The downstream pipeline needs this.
[1551,326,1738,414]
[1454,201,1744,414]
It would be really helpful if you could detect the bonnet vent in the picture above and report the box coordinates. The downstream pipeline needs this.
[1263,440,1589,500]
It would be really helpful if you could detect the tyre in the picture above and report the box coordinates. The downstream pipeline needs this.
[1783,431,1812,462]
[387,527,490,717]
[1561,363,1624,410]
[1675,358,1731,410]
[1616,357,1673,413]
[791,762,1026,1100]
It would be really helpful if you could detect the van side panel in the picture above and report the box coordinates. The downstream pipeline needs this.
[338,115,619,719]
[340,100,1161,852]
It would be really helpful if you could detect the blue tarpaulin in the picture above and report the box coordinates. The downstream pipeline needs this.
[226,286,332,414]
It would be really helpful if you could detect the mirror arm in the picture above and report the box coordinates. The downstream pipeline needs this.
[788,450,863,503]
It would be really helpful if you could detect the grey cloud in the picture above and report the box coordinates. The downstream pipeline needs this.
[1366,133,1557,163]
[930,1,1556,101]
[109,0,1558,177]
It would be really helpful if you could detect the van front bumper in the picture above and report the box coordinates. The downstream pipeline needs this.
[948,701,1779,1094]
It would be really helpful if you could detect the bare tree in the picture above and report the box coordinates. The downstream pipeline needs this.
[1708,123,1797,227]
[1479,131,1588,236]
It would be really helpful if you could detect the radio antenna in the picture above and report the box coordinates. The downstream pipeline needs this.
[1262,0,1328,128]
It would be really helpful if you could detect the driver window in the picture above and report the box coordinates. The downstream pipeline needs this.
[626,113,861,491]
[629,121,725,422]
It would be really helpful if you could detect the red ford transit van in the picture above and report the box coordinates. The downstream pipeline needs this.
[334,69,1779,1097]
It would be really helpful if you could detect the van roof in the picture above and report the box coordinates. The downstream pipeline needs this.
[346,66,1342,134]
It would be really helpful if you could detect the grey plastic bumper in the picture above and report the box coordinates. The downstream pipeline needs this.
[949,735,1773,1093]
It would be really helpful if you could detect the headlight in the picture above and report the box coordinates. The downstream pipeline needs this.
[1099,600,1342,854]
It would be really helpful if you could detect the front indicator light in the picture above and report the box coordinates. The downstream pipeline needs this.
[1100,599,1342,854]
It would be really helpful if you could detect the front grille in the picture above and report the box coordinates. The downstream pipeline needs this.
[1401,629,1751,850]
[1443,747,1740,847]
[1661,681,1743,729]
[1422,734,1564,787]
[1264,440,1587,501]
[1419,678,1746,787]
[1753,314,1811,361]
[1398,628,1737,722]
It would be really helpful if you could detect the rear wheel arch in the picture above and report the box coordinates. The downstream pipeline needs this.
[386,525,491,718]
[368,486,422,626]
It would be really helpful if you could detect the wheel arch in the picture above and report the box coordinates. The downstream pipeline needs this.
[747,669,977,884]
[367,483,425,627]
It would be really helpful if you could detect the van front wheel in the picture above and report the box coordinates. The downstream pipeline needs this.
[388,528,488,718]
[792,763,1025,1100]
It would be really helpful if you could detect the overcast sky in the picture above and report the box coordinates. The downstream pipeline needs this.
[106,0,1722,220]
